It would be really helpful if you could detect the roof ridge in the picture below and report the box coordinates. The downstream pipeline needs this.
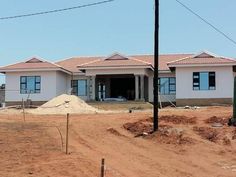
[167,55,193,65]
[128,56,152,65]
[77,59,102,67]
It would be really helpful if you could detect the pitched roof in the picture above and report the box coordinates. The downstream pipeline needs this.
[131,54,192,70]
[0,57,70,73]
[56,56,102,73]
[78,53,153,69]
[168,52,236,67]
[57,53,192,72]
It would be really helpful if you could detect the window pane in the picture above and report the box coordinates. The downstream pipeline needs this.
[160,78,169,95]
[21,76,26,83]
[200,72,209,90]
[169,78,176,84]
[170,84,176,91]
[21,84,26,89]
[27,76,35,93]
[209,72,215,88]
[78,80,87,96]
[36,76,41,83]
[35,83,41,90]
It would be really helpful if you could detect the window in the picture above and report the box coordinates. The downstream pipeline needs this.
[193,72,215,90]
[71,80,87,96]
[78,80,87,96]
[20,76,41,94]
[158,77,176,95]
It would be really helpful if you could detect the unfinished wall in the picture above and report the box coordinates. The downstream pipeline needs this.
[176,66,234,101]
[5,71,58,103]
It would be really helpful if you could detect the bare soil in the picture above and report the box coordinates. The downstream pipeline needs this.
[0,106,236,177]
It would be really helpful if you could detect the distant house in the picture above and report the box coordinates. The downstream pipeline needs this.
[0,51,236,106]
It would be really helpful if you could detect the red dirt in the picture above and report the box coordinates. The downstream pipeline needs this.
[205,116,229,125]
[193,126,220,142]
[232,129,236,140]
[0,106,236,177]
[107,127,125,137]
[123,121,153,135]
[146,115,197,125]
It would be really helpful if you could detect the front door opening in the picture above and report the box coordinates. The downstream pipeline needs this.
[110,77,135,100]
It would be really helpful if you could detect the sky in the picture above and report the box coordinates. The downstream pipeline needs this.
[0,0,236,84]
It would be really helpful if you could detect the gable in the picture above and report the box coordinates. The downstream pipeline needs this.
[25,58,44,63]
[105,53,128,60]
[193,52,216,58]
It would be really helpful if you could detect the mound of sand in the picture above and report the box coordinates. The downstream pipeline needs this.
[29,94,99,115]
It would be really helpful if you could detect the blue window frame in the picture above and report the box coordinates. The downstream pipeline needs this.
[71,80,87,96]
[193,72,215,90]
[158,77,176,95]
[20,76,41,94]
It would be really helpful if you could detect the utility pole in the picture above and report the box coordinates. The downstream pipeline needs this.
[153,0,159,132]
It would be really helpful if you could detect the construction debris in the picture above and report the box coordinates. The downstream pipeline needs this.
[29,94,100,115]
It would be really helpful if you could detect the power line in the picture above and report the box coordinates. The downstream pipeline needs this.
[0,0,115,20]
[175,0,236,46]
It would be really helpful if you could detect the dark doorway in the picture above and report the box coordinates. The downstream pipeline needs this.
[110,77,135,100]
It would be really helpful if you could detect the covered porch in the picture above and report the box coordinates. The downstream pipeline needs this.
[88,74,149,101]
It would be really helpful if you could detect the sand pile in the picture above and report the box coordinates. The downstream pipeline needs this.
[29,94,99,115]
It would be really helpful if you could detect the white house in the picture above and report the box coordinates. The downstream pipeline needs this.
[0,51,236,106]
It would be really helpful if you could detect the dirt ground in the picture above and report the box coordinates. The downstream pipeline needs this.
[0,106,236,177]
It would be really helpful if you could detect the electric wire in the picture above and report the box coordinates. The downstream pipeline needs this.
[175,0,236,46]
[0,0,115,20]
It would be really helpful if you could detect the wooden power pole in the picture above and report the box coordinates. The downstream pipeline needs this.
[153,0,159,132]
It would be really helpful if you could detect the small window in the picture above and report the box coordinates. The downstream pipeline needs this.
[78,80,87,96]
[71,80,87,96]
[158,77,176,95]
[20,76,41,94]
[193,72,215,90]
[71,80,78,96]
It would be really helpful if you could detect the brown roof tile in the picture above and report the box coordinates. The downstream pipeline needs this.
[0,57,67,72]
[168,52,236,66]
[57,54,192,72]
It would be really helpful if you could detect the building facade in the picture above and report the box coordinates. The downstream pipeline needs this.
[1,51,236,106]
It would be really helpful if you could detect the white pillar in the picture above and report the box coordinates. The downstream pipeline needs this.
[140,75,145,101]
[87,78,90,100]
[135,75,139,100]
[91,76,96,100]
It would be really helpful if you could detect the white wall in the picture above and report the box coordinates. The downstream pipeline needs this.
[85,68,150,76]
[56,71,69,96]
[176,66,234,99]
[5,71,59,102]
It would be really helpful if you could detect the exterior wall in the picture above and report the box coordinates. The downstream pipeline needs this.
[176,66,234,106]
[85,68,150,76]
[5,71,58,102]
[176,98,232,106]
[56,71,69,96]
[148,72,176,103]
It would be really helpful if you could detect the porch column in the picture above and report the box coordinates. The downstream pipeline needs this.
[135,75,139,100]
[140,75,145,101]
[87,77,90,100]
[91,76,96,100]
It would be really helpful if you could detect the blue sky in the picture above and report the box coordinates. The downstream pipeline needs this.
[0,0,236,83]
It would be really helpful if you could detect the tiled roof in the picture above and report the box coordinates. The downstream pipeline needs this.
[168,52,236,66]
[78,54,153,69]
[0,57,68,72]
[131,54,192,70]
[57,53,192,72]
[56,57,101,73]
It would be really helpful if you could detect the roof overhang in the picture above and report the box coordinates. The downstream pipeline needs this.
[167,63,236,68]
[0,67,72,75]
[78,65,154,70]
